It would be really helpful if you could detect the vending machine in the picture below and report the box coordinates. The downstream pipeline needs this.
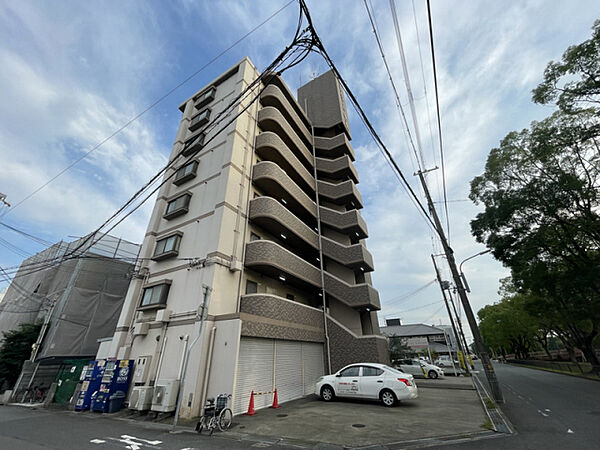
[75,359,106,411]
[91,359,133,413]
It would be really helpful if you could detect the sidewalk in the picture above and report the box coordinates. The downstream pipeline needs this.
[417,375,476,390]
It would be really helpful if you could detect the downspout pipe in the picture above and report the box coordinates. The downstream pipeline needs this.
[172,284,212,431]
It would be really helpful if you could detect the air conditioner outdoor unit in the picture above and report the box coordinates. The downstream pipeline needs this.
[151,379,180,413]
[129,386,154,411]
[155,309,171,323]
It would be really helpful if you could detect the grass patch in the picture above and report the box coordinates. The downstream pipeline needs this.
[483,397,497,410]
[512,363,600,381]
[480,418,494,431]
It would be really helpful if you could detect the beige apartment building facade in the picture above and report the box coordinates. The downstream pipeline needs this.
[107,57,388,418]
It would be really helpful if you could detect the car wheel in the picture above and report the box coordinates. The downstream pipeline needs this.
[321,385,335,402]
[428,370,438,379]
[380,389,397,407]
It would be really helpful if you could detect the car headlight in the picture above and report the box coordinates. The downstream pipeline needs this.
[316,376,324,382]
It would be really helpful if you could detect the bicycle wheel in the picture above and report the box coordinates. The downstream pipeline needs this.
[218,408,233,431]
[195,416,206,434]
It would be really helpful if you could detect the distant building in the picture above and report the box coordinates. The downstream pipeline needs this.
[380,319,457,358]
[0,233,139,400]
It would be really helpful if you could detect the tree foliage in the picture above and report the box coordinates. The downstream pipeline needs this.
[532,20,600,111]
[471,21,600,370]
[0,322,42,390]
[388,336,413,363]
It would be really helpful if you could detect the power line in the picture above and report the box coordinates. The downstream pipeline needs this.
[297,0,436,235]
[383,279,436,306]
[362,0,422,171]
[425,0,450,240]
[0,222,54,246]
[0,0,296,220]
[388,0,426,169]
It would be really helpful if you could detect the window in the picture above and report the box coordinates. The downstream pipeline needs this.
[361,366,383,377]
[164,193,191,220]
[339,366,360,377]
[182,133,205,157]
[250,232,261,242]
[139,282,170,309]
[195,86,216,109]
[173,160,198,186]
[189,109,210,132]
[286,294,295,301]
[245,280,258,294]
[152,233,182,261]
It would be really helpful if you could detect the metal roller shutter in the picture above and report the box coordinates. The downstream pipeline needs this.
[302,342,324,395]
[275,340,304,403]
[233,338,274,415]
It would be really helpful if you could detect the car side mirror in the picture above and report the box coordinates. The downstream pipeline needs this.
[335,373,342,377]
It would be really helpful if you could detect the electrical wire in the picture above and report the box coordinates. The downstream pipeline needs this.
[0,222,54,246]
[383,279,436,306]
[0,0,296,220]
[425,0,450,240]
[297,0,437,235]
[388,0,426,169]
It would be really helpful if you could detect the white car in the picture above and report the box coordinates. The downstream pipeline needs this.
[397,359,444,379]
[315,363,418,407]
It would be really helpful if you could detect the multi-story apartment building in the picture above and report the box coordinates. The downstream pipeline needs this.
[106,57,388,417]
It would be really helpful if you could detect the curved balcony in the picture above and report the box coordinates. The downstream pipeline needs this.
[316,155,358,184]
[321,236,373,272]
[263,72,312,130]
[258,107,313,170]
[249,196,318,250]
[245,240,379,310]
[260,84,312,149]
[249,197,373,272]
[324,272,380,310]
[318,180,363,209]
[245,239,321,287]
[255,132,315,195]
[320,206,368,239]
[314,133,355,161]
[252,161,317,226]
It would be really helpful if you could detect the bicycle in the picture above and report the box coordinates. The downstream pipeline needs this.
[195,394,232,435]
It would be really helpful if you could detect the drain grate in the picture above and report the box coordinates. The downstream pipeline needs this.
[352,424,366,428]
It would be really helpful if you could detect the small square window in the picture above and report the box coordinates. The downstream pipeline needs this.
[250,232,261,242]
[152,233,182,261]
[173,160,198,186]
[245,280,258,295]
[164,193,191,220]
[182,133,205,157]
[195,87,216,109]
[139,283,170,309]
[189,108,210,132]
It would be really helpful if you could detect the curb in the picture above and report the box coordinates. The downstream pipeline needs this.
[472,375,513,435]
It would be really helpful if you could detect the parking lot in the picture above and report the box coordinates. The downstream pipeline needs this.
[226,378,491,448]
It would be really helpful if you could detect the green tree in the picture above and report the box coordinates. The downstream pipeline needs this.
[0,322,42,390]
[471,21,600,370]
[388,336,412,363]
[532,20,600,111]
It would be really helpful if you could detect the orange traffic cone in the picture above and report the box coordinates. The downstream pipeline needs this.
[245,391,256,415]
[270,389,280,409]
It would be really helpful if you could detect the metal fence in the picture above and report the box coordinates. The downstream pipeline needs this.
[509,359,592,374]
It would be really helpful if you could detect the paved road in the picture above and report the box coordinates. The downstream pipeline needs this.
[0,405,290,449]
[438,362,600,449]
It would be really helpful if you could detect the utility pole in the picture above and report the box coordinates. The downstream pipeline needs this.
[418,169,503,402]
[447,287,474,370]
[431,255,469,375]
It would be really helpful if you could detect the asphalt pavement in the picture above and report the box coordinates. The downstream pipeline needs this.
[435,361,600,449]
[0,405,293,449]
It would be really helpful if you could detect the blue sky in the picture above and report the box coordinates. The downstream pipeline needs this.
[1,0,598,336]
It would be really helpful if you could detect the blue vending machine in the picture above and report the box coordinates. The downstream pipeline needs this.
[90,359,133,413]
[75,359,106,411]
